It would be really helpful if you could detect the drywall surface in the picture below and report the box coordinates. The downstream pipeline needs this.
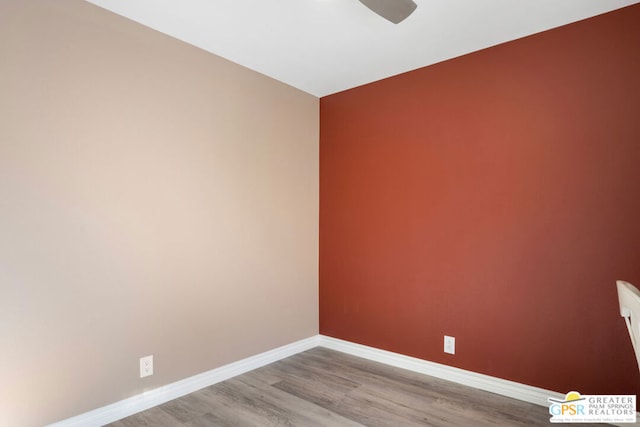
[0,1,318,425]
[320,4,640,397]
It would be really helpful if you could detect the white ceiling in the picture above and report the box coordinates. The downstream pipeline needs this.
[85,0,639,97]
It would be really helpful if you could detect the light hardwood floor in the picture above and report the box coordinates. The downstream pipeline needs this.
[106,347,605,426]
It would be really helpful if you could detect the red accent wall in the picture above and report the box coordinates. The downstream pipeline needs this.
[320,4,640,395]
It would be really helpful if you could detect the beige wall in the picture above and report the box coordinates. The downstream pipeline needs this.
[0,1,319,425]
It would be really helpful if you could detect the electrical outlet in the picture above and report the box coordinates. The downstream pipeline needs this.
[140,355,153,378]
[444,336,455,355]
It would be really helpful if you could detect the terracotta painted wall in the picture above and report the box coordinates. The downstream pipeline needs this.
[0,1,318,425]
[320,4,640,396]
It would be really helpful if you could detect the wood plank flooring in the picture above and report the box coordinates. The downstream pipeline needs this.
[106,347,605,426]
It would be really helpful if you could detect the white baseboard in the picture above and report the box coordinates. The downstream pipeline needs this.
[318,336,639,427]
[46,336,320,427]
[48,334,637,427]
[317,335,564,406]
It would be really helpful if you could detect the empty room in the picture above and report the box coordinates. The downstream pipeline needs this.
[1,0,640,426]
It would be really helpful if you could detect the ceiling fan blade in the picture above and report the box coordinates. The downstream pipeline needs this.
[358,0,417,24]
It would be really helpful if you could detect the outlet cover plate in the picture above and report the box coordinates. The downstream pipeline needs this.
[444,336,455,355]
[140,355,153,378]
